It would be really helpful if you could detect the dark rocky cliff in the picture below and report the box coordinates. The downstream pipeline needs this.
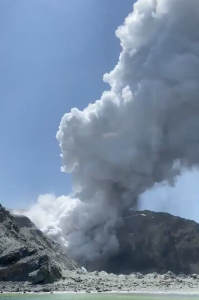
[2,203,199,283]
[102,210,199,275]
[0,204,78,283]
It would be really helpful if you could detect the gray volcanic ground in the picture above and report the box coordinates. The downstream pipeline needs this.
[21,0,199,273]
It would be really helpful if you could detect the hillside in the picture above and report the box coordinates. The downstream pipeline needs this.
[0,204,78,284]
[102,210,199,275]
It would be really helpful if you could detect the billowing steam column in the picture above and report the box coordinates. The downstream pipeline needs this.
[29,0,199,272]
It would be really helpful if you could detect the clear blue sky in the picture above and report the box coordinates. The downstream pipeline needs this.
[0,0,134,208]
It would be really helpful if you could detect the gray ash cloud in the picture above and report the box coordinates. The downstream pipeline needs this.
[25,0,199,271]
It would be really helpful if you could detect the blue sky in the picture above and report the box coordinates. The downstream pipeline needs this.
[0,0,134,208]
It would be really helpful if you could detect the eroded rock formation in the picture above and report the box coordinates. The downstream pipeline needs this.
[0,204,78,283]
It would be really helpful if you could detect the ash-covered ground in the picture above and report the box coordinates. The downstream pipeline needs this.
[2,270,199,294]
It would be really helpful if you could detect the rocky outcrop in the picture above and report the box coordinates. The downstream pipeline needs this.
[2,203,199,284]
[0,204,78,283]
[101,210,199,275]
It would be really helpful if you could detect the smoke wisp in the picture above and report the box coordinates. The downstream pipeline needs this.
[26,0,199,270]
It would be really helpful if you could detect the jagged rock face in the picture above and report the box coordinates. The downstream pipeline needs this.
[0,204,78,283]
[2,203,199,281]
[93,210,199,275]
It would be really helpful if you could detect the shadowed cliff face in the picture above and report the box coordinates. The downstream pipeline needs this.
[84,210,199,275]
[3,203,199,277]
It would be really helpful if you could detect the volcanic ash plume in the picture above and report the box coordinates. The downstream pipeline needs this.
[26,0,199,269]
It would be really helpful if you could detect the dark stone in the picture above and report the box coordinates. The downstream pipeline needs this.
[42,287,51,292]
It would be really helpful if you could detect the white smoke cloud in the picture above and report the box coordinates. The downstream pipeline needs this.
[24,194,78,230]
[26,0,199,267]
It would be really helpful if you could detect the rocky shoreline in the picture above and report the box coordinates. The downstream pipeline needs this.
[2,205,199,295]
[1,270,199,294]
